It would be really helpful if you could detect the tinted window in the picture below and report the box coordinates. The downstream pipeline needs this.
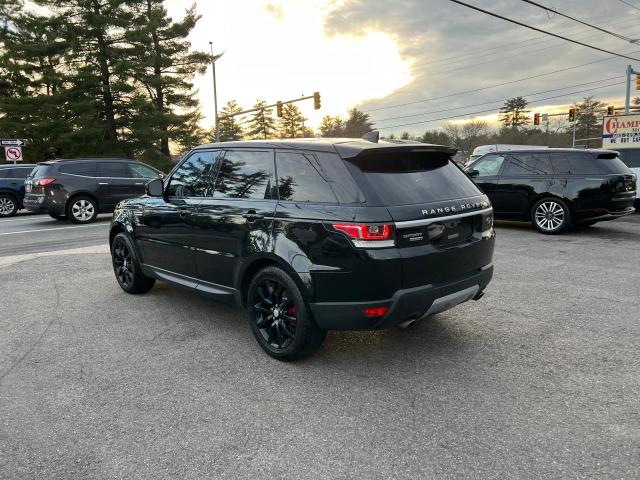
[213,150,275,199]
[550,152,628,174]
[28,164,54,179]
[97,162,130,178]
[349,151,482,205]
[167,150,220,198]
[59,162,97,176]
[0,168,14,178]
[619,149,640,168]
[129,163,159,179]
[472,154,505,176]
[276,151,338,203]
[11,167,33,179]
[504,153,552,176]
[313,152,363,203]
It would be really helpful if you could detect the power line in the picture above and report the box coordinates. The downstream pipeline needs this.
[618,0,640,11]
[448,0,640,61]
[377,81,625,131]
[367,50,639,113]
[519,0,638,43]
[372,76,625,124]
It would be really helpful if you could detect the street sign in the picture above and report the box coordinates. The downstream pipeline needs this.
[4,146,23,162]
[602,114,640,149]
[541,113,549,123]
[0,139,26,146]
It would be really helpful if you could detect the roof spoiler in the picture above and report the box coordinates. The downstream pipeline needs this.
[362,130,379,143]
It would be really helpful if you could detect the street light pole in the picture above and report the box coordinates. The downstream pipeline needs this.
[209,42,223,142]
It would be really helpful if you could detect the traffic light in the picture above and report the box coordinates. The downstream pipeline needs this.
[568,108,577,122]
[276,101,283,118]
[313,91,321,110]
[636,74,640,90]
[607,105,615,116]
[533,113,540,126]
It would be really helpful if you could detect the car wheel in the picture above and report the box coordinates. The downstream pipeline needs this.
[0,194,18,217]
[247,266,326,361]
[531,198,571,234]
[111,232,155,294]
[67,196,98,224]
[49,213,67,221]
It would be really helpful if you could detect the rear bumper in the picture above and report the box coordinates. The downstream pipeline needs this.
[23,194,64,214]
[575,206,635,222]
[309,263,493,330]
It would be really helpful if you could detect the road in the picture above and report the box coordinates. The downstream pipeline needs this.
[1,213,639,479]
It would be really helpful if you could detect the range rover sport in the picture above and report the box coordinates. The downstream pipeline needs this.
[109,140,495,360]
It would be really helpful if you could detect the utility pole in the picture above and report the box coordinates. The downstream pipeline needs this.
[209,42,224,142]
[572,121,577,147]
[625,65,632,114]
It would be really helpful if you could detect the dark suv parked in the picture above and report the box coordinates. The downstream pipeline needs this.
[24,158,162,223]
[109,140,495,360]
[465,148,636,234]
[0,164,35,217]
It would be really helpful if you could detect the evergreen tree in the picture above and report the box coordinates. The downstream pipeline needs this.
[247,100,276,139]
[319,115,345,137]
[572,96,604,140]
[499,97,529,130]
[343,108,373,137]
[214,100,244,141]
[278,103,304,138]
[421,130,452,145]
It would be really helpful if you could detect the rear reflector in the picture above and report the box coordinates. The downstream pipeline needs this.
[364,306,389,317]
[36,177,55,186]
[332,223,394,248]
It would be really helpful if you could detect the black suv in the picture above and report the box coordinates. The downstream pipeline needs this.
[109,140,495,360]
[0,164,35,217]
[465,148,637,234]
[24,158,162,223]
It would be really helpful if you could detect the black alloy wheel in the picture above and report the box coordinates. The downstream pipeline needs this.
[247,266,326,361]
[111,232,155,294]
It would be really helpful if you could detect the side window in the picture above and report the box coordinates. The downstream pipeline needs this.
[622,149,640,168]
[550,152,604,175]
[472,155,505,177]
[59,162,97,176]
[275,151,338,203]
[129,163,160,179]
[504,153,552,176]
[167,150,220,198]
[14,168,33,179]
[97,162,130,178]
[313,152,364,203]
[213,150,275,199]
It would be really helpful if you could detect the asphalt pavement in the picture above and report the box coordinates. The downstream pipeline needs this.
[0,213,639,479]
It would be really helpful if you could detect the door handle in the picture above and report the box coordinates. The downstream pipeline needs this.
[98,182,109,185]
[242,210,264,222]
[134,182,144,185]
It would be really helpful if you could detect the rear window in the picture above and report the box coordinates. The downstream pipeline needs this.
[11,167,33,179]
[348,150,482,205]
[28,164,54,178]
[550,152,629,175]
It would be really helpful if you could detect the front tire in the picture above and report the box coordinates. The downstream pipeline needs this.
[111,232,155,294]
[247,266,326,361]
[531,197,571,234]
[0,194,18,217]
[67,196,98,224]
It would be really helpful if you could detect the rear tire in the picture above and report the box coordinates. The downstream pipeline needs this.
[0,194,18,217]
[67,196,98,224]
[247,266,326,361]
[531,197,571,235]
[111,232,155,294]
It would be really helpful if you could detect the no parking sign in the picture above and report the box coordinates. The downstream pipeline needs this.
[4,146,22,162]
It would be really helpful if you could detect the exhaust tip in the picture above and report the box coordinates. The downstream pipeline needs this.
[473,291,485,301]
[398,318,417,329]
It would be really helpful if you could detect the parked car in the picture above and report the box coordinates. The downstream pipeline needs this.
[0,163,36,217]
[109,139,495,360]
[614,148,640,208]
[465,148,637,234]
[23,158,162,223]
[468,144,548,164]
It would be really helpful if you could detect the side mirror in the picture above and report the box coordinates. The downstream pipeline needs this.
[146,178,164,197]
[468,169,480,178]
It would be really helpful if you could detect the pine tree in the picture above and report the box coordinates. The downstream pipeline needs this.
[343,108,373,137]
[214,100,244,141]
[278,103,304,138]
[319,115,345,137]
[572,96,604,140]
[247,100,276,139]
[499,97,529,130]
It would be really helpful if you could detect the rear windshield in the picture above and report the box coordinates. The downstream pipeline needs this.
[348,150,482,205]
[28,164,54,178]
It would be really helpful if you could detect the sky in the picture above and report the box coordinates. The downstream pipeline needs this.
[165,0,640,135]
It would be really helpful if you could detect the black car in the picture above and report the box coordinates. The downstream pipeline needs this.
[465,148,637,234]
[23,158,162,223]
[614,147,640,208]
[0,164,36,217]
[109,139,495,360]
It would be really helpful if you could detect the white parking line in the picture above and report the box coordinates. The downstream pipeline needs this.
[0,215,49,223]
[0,223,107,236]
[0,244,110,267]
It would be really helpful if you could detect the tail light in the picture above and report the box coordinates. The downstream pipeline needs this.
[364,306,390,317]
[332,223,394,248]
[36,177,55,186]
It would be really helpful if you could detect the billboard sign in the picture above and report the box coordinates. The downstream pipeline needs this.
[602,114,640,149]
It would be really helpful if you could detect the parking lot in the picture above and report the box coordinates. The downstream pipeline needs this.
[1,213,639,479]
